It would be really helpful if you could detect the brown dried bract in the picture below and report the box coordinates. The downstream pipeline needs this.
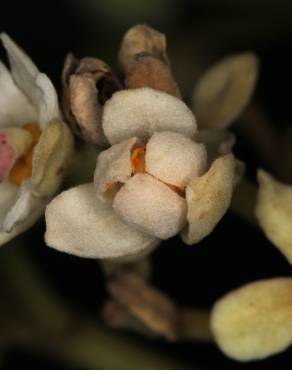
[118,24,168,74]
[107,272,178,341]
[62,53,121,146]
[126,53,181,98]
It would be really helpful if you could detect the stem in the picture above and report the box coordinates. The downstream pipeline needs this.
[57,321,194,370]
[67,141,101,186]
[0,243,195,370]
[238,104,292,184]
[0,243,69,333]
[178,308,213,342]
[238,104,280,175]
[230,178,257,225]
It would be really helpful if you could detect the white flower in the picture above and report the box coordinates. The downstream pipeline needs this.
[45,87,235,259]
[0,34,73,246]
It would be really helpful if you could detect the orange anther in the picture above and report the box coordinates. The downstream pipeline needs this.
[131,146,146,174]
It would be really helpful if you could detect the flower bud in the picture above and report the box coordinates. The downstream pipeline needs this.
[118,24,168,74]
[192,52,258,129]
[211,278,292,361]
[255,170,292,264]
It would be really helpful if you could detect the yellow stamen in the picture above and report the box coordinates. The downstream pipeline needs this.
[9,124,41,186]
[131,146,146,174]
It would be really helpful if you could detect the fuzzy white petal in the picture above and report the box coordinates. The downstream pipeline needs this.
[145,131,207,186]
[0,205,44,246]
[35,73,60,129]
[0,180,18,225]
[0,60,37,127]
[102,88,197,145]
[113,173,187,239]
[94,137,140,203]
[1,181,46,232]
[0,33,39,99]
[45,183,159,259]
[0,33,60,128]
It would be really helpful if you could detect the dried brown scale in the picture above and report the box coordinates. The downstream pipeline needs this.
[69,74,105,145]
[61,53,80,135]
[61,54,121,146]
[125,53,182,98]
[107,272,179,341]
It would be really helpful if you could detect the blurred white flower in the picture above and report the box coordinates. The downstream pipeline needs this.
[0,34,73,246]
[211,171,292,362]
[192,52,258,130]
[211,277,292,361]
[255,170,292,264]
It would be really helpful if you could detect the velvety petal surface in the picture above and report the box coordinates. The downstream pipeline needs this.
[113,173,187,239]
[0,60,37,127]
[102,88,197,145]
[1,34,60,128]
[1,180,45,232]
[45,183,159,259]
[94,137,140,202]
[145,131,207,186]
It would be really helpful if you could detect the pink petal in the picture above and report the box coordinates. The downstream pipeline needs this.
[0,132,16,182]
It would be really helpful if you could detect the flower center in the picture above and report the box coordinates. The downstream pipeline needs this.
[106,146,146,190]
[131,145,146,174]
[131,145,186,196]
[9,124,41,186]
[105,144,186,196]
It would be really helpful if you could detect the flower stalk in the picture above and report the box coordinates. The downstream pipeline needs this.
[0,243,196,370]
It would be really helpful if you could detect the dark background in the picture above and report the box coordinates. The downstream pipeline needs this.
[1,0,292,369]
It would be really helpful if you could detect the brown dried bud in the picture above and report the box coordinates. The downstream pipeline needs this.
[125,53,181,98]
[118,24,168,74]
[62,53,121,146]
